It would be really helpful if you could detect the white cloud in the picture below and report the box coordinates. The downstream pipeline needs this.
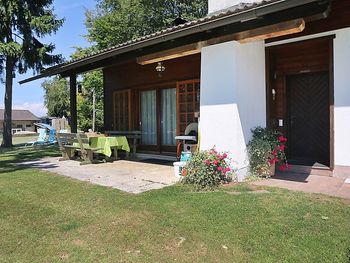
[0,102,48,117]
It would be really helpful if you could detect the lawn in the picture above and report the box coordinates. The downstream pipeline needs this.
[0,147,350,262]
[0,135,38,146]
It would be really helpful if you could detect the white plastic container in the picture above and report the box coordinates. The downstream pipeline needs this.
[173,161,186,178]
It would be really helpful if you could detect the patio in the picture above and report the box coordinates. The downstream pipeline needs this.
[19,157,178,194]
[252,172,350,200]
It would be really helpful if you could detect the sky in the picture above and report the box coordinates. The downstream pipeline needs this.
[0,0,96,117]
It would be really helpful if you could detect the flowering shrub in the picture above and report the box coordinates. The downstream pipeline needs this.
[247,127,289,177]
[182,148,233,190]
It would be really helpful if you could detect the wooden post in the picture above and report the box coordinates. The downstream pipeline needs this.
[70,74,77,133]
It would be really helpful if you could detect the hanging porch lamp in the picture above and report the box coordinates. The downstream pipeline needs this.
[155,62,166,77]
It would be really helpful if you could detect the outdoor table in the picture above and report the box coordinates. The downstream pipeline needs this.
[89,136,130,157]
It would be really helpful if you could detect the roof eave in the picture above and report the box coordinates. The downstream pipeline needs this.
[19,0,329,84]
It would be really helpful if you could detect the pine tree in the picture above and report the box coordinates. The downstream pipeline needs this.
[0,0,63,147]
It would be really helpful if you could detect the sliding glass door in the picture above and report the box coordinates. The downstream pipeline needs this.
[161,88,176,146]
[140,88,176,152]
[140,90,157,145]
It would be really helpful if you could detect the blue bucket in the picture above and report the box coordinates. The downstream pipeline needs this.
[180,152,192,162]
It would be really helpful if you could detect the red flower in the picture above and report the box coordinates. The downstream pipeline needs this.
[224,167,231,173]
[279,144,285,151]
[272,150,277,156]
[204,159,210,165]
[279,136,287,143]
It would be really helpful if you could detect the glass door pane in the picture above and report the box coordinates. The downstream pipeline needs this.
[161,88,176,146]
[141,90,157,145]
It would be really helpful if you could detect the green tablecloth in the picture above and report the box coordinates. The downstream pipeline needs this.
[89,136,130,157]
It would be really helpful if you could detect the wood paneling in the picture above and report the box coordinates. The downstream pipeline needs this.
[103,54,200,153]
[268,0,350,43]
[113,90,131,131]
[266,36,334,167]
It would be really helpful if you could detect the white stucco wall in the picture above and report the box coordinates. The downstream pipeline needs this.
[208,0,260,13]
[334,28,350,166]
[200,41,266,179]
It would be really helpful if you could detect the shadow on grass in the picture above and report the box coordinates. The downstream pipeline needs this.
[0,145,61,174]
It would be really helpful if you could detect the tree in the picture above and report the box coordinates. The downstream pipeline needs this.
[85,0,208,49]
[42,77,70,118]
[71,47,104,132]
[0,0,63,147]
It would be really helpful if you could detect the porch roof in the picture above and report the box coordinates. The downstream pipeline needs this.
[20,0,330,84]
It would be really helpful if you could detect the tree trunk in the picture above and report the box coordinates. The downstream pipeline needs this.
[2,57,14,148]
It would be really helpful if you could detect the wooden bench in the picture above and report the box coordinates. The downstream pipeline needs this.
[105,131,141,157]
[56,133,102,165]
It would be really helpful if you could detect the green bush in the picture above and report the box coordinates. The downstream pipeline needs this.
[182,148,233,190]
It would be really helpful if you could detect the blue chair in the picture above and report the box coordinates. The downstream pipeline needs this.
[46,129,57,145]
[25,128,47,147]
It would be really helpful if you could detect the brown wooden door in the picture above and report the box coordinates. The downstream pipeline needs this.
[286,72,330,166]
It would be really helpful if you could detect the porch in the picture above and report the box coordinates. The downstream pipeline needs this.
[19,156,177,194]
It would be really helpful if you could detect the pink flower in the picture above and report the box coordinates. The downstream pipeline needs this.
[222,153,227,159]
[279,136,287,143]
[272,150,277,156]
[279,144,285,151]
[217,166,223,172]
[213,160,218,165]
[204,159,210,165]
[224,167,231,173]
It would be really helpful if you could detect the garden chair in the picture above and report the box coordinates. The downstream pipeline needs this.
[25,128,47,147]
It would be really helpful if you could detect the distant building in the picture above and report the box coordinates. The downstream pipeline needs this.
[0,109,40,134]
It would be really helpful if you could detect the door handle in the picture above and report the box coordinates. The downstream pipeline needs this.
[290,116,296,127]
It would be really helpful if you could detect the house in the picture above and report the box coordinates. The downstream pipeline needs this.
[0,109,40,134]
[21,0,350,178]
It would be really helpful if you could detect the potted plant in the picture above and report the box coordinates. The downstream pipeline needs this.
[247,127,289,177]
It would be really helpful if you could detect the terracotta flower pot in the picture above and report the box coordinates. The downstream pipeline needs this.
[270,162,276,177]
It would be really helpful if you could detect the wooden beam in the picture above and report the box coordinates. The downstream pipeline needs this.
[69,75,77,133]
[237,19,305,43]
[136,43,204,65]
[203,19,305,45]
[136,19,305,65]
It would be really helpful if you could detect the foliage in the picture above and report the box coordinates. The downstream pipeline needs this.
[0,0,63,147]
[182,148,233,190]
[71,48,104,132]
[42,77,70,118]
[85,0,208,49]
[77,70,104,132]
[247,126,288,177]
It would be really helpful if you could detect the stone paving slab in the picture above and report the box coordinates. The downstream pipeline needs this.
[19,157,178,194]
[252,173,350,200]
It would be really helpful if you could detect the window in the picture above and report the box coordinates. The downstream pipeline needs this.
[113,90,131,131]
[26,124,32,128]
[176,79,200,135]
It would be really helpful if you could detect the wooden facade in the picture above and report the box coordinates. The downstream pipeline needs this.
[103,54,200,154]
[265,0,350,168]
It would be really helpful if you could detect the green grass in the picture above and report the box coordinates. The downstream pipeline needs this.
[0,147,350,262]
[0,135,38,146]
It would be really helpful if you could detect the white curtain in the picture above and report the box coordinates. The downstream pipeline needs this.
[161,88,176,146]
[141,90,157,145]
